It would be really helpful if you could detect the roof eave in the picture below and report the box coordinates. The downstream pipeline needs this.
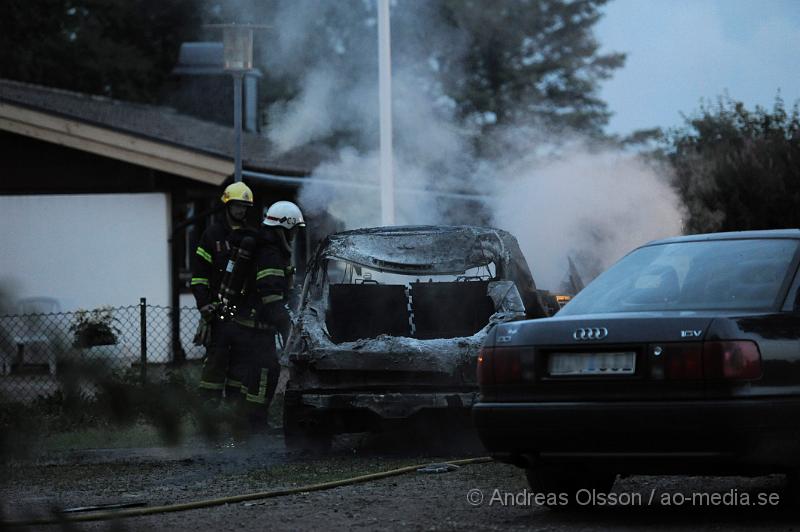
[0,101,233,185]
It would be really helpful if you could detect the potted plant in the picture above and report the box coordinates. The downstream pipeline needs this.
[70,307,120,348]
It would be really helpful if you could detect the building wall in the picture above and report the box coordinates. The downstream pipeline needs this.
[0,193,171,312]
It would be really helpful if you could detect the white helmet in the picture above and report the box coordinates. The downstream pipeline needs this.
[263,201,306,229]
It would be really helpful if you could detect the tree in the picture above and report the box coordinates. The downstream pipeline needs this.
[667,96,800,233]
[438,0,625,134]
[0,0,203,102]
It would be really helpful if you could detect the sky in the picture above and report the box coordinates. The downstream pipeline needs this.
[595,0,800,135]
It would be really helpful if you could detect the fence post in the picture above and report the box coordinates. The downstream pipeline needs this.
[139,297,147,384]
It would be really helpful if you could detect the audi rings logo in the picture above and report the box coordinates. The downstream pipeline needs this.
[572,327,608,341]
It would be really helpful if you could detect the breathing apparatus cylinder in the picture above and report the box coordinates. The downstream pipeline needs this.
[217,235,256,320]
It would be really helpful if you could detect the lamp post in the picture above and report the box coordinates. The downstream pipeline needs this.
[206,23,267,182]
[377,0,395,226]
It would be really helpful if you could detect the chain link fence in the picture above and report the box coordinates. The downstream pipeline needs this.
[0,299,203,404]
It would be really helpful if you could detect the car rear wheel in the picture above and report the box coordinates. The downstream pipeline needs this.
[525,465,616,507]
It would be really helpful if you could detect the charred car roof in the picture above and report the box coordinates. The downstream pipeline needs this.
[319,225,519,275]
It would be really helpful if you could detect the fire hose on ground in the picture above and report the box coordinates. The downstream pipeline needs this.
[3,456,494,527]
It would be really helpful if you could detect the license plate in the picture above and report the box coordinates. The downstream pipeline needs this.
[548,351,636,376]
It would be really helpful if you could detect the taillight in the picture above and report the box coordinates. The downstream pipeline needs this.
[477,346,524,387]
[663,343,704,379]
[657,340,761,381]
[477,346,494,386]
[703,341,762,380]
[493,347,523,385]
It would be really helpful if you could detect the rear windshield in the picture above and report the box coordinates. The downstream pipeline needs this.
[560,239,799,315]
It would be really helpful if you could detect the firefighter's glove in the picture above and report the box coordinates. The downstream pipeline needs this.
[193,320,212,347]
[199,303,218,323]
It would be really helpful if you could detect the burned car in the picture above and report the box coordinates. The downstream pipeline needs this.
[474,230,800,500]
[282,225,547,449]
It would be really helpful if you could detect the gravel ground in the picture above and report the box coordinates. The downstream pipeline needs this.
[2,434,799,531]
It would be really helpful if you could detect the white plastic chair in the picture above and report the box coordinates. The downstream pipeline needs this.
[13,297,61,376]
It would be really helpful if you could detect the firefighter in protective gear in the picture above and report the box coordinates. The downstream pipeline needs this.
[258,200,305,339]
[191,182,255,401]
[224,200,305,430]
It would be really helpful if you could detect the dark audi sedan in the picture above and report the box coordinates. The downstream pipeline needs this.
[474,230,800,497]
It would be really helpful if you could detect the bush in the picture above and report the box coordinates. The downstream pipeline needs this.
[69,307,120,348]
[667,96,800,233]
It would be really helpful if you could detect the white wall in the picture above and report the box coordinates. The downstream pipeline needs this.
[0,193,171,312]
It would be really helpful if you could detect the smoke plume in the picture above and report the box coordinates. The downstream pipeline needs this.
[249,1,684,289]
[489,144,683,288]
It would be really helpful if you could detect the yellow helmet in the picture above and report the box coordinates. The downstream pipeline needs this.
[221,182,254,205]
